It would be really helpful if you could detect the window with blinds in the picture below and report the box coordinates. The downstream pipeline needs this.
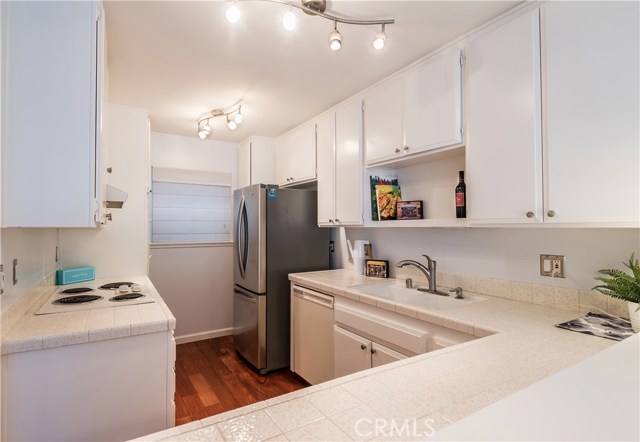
[151,167,232,243]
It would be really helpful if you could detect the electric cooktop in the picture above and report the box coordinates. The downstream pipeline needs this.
[35,281,155,315]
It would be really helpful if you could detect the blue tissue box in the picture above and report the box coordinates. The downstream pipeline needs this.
[56,266,95,285]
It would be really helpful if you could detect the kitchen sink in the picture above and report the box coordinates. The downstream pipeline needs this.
[349,280,486,310]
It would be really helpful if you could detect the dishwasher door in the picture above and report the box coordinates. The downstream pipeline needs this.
[233,285,266,371]
[291,285,334,385]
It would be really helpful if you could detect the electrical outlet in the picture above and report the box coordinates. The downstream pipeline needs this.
[540,254,565,278]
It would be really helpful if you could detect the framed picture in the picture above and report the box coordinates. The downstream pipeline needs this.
[396,200,423,220]
[365,259,389,278]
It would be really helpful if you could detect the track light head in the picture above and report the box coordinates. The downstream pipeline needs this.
[226,2,240,23]
[373,24,386,50]
[329,22,342,51]
[283,9,296,31]
[198,123,210,139]
[227,115,238,131]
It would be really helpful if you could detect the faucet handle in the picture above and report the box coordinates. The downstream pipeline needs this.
[422,254,435,266]
[450,287,464,299]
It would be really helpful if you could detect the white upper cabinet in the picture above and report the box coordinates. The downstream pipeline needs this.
[468,2,639,227]
[275,122,316,187]
[238,136,275,189]
[541,1,639,225]
[334,100,364,226]
[3,1,104,227]
[404,49,463,155]
[316,112,335,225]
[467,8,543,224]
[364,48,463,166]
[363,77,404,164]
[316,101,363,226]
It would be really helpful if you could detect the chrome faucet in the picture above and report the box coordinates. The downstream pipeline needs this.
[396,255,449,296]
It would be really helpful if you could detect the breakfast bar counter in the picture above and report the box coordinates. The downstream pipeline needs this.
[136,269,637,441]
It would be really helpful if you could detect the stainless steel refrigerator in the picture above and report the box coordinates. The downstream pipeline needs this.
[233,184,329,374]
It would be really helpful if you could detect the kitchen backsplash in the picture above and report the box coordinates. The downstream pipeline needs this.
[396,266,629,320]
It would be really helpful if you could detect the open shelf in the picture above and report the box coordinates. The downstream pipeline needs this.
[367,218,467,228]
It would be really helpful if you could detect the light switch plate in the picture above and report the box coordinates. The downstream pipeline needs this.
[540,254,565,278]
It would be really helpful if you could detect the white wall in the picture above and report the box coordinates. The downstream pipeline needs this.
[58,104,150,278]
[340,227,640,290]
[150,132,238,190]
[148,244,233,340]
[149,131,238,341]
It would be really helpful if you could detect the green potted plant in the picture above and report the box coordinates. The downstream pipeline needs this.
[594,254,640,332]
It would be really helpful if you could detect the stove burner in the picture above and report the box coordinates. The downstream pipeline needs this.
[59,287,94,294]
[53,295,103,305]
[99,282,134,290]
[110,293,145,302]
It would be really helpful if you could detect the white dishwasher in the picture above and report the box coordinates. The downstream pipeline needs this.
[291,284,334,385]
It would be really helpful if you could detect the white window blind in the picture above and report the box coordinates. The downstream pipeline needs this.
[151,167,232,243]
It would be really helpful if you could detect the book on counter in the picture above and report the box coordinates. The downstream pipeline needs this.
[369,175,398,221]
[375,184,402,221]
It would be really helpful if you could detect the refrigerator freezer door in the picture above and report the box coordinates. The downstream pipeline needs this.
[232,285,266,371]
[233,185,266,294]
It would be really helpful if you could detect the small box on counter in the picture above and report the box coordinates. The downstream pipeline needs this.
[56,266,95,285]
[365,260,389,278]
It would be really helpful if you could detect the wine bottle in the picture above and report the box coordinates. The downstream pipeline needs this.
[455,171,466,218]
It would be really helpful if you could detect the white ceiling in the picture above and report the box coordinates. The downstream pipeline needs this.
[104,0,520,143]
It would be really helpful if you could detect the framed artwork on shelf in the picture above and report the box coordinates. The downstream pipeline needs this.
[365,259,389,278]
[396,201,423,220]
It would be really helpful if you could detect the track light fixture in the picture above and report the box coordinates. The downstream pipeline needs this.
[225,0,394,51]
[329,21,342,51]
[197,104,243,139]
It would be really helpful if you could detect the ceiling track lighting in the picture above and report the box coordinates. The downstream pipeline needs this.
[226,0,394,51]
[197,104,243,139]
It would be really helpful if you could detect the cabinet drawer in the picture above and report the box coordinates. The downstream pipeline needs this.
[334,298,429,355]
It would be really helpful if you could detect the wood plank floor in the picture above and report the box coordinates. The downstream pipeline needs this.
[175,335,309,426]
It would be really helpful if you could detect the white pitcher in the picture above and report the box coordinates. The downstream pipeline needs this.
[347,240,369,275]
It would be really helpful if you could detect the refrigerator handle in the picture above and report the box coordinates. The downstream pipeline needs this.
[236,195,247,279]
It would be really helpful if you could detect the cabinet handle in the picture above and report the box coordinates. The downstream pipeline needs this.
[328,219,333,223]
[360,344,367,350]
[526,211,535,218]
[547,210,556,218]
[290,176,294,181]
[371,348,377,355]
[403,146,410,151]
[335,219,340,224]
[394,148,401,154]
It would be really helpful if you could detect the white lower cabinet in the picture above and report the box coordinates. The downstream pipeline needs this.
[333,297,476,379]
[334,325,407,378]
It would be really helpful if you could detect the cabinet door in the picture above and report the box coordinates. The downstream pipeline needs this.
[275,135,290,186]
[542,2,639,224]
[335,101,363,226]
[364,78,404,164]
[238,139,251,189]
[288,122,316,184]
[334,326,371,378]
[371,342,407,368]
[404,49,463,155]
[249,137,276,186]
[467,9,543,224]
[316,112,336,225]
[4,1,100,227]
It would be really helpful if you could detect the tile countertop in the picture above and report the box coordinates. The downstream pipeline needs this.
[137,269,634,442]
[1,275,176,355]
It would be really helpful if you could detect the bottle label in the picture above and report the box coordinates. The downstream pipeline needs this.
[456,192,465,207]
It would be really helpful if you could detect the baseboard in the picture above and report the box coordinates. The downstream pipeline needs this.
[175,328,233,345]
